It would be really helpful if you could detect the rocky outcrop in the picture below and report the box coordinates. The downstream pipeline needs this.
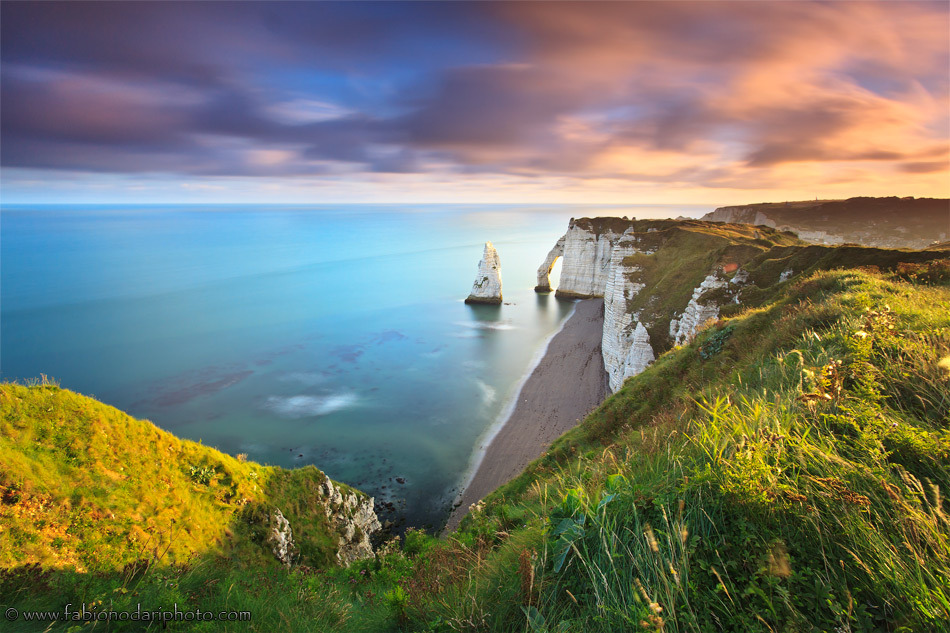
[466,242,503,304]
[321,476,382,566]
[267,509,298,567]
[667,270,753,345]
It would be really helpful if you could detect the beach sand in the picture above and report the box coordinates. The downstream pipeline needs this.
[444,298,608,533]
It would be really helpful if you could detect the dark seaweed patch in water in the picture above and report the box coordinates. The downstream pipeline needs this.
[373,329,408,345]
[136,368,254,408]
[330,344,364,363]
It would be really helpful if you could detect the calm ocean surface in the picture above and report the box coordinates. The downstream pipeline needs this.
[1,204,705,529]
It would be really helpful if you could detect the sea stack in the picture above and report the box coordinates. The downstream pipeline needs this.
[465,242,503,304]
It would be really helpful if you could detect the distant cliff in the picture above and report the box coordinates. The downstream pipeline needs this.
[702,196,949,249]
[537,216,950,393]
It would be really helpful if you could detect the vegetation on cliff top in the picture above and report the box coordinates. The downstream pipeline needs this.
[0,384,375,631]
[0,383,360,572]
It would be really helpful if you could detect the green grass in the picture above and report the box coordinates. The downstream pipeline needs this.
[0,383,360,572]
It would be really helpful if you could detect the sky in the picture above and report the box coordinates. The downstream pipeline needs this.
[1,1,948,205]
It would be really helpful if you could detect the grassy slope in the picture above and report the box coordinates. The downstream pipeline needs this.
[0,385,385,632]
[407,267,950,632]
[0,384,352,571]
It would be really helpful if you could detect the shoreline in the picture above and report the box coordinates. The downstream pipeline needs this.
[453,300,580,501]
[444,298,608,533]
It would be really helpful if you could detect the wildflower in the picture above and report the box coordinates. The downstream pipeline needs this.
[668,563,680,586]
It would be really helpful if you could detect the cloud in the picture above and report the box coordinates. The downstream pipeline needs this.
[0,1,947,197]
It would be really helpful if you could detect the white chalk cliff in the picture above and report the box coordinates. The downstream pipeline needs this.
[702,205,843,245]
[601,234,653,392]
[534,220,658,392]
[466,242,503,304]
[537,219,628,298]
[534,218,765,393]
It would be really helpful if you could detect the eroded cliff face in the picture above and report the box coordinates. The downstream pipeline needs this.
[535,218,805,393]
[601,233,651,392]
[556,223,621,298]
[668,274,729,346]
[466,241,503,304]
[537,218,634,298]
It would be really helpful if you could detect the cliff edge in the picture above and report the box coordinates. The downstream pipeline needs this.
[535,216,950,393]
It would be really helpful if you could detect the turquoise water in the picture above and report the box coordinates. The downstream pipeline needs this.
[0,204,704,529]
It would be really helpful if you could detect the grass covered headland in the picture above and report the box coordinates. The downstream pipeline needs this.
[2,254,949,631]
[447,265,950,633]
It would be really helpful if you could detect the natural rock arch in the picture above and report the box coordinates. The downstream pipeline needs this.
[534,236,565,292]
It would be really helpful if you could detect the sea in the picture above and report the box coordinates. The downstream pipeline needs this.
[0,204,707,530]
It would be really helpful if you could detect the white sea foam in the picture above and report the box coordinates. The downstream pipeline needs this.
[455,321,517,331]
[265,393,358,418]
[476,380,497,406]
